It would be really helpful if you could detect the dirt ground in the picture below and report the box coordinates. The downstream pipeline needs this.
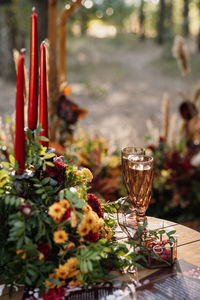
[0,35,198,149]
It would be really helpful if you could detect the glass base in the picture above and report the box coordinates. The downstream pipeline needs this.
[117,197,137,239]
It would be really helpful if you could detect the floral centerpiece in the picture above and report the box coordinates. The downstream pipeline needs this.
[0,126,142,299]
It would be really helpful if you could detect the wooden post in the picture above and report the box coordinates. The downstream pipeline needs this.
[48,0,57,49]
[48,0,59,119]
[59,0,82,88]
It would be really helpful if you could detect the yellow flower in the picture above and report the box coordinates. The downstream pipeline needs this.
[77,220,90,236]
[45,273,58,288]
[92,217,104,232]
[60,199,70,209]
[107,155,119,168]
[84,211,98,230]
[82,168,93,182]
[64,242,75,251]
[78,245,86,250]
[55,264,69,279]
[16,249,26,259]
[70,211,77,228]
[82,204,92,213]
[161,169,171,178]
[106,227,113,241]
[48,202,65,221]
[54,229,68,244]
[69,279,81,286]
[65,257,78,269]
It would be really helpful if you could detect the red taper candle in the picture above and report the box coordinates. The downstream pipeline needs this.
[28,7,39,130]
[15,50,25,174]
[39,41,49,147]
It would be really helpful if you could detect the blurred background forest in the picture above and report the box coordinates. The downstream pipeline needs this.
[1,0,200,79]
[1,0,200,146]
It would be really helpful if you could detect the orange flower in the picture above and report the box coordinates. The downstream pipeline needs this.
[16,249,26,259]
[48,202,65,221]
[69,279,82,286]
[64,258,79,278]
[55,264,69,279]
[82,168,93,182]
[54,229,68,244]
[82,204,92,213]
[77,220,90,236]
[70,211,77,228]
[84,211,98,230]
[64,242,75,251]
[45,273,58,288]
[60,199,70,209]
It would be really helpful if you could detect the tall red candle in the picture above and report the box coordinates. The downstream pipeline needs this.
[28,7,39,130]
[39,41,49,147]
[15,50,25,174]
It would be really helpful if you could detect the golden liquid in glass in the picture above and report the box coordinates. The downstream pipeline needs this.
[129,165,154,215]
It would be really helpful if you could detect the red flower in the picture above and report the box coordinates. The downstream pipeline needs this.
[45,161,66,183]
[85,231,99,243]
[42,287,66,300]
[159,136,165,143]
[146,144,156,151]
[37,243,51,260]
[87,193,103,218]
[20,203,32,217]
[62,208,72,221]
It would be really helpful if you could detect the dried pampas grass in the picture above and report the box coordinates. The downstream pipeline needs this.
[193,82,200,104]
[162,93,169,143]
[172,35,190,77]
[168,113,179,148]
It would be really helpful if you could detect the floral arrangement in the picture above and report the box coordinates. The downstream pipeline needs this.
[145,35,200,229]
[0,127,142,299]
[50,131,124,202]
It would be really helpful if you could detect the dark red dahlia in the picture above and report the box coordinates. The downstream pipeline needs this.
[85,231,99,243]
[62,208,72,221]
[37,243,51,260]
[87,193,103,218]
[41,287,66,300]
[45,161,66,183]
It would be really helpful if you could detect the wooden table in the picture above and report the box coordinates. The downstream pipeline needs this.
[2,217,200,299]
[137,216,200,280]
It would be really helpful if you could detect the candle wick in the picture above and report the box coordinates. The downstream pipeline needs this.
[41,41,46,47]
[32,6,36,12]
[20,48,26,55]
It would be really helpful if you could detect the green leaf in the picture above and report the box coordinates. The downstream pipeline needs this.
[16,236,24,249]
[43,153,55,160]
[9,154,15,165]
[45,161,54,167]
[48,277,61,286]
[35,189,44,194]
[158,230,165,235]
[59,190,64,200]
[38,136,49,142]
[167,230,176,236]
[41,177,50,185]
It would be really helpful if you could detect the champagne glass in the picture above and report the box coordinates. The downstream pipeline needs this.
[121,147,145,196]
[121,147,145,229]
[128,155,154,228]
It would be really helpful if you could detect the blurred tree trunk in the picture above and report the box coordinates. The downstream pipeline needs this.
[0,3,18,80]
[197,1,200,51]
[183,0,189,37]
[139,0,145,40]
[32,0,48,45]
[166,0,173,34]
[157,0,165,44]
